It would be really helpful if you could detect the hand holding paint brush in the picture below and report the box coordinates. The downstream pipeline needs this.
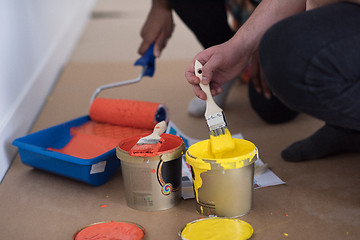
[194,60,235,155]
[129,121,167,157]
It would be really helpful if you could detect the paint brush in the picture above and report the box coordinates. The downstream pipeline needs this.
[194,60,235,154]
[129,121,167,157]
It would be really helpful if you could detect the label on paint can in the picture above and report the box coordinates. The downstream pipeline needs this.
[90,161,106,174]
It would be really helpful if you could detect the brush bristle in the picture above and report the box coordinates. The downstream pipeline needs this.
[129,138,164,157]
[210,126,228,136]
[205,111,228,136]
[136,138,161,145]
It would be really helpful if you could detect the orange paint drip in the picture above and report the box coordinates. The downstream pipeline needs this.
[74,221,144,240]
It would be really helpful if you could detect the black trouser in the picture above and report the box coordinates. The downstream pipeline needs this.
[168,0,234,48]
[259,2,360,130]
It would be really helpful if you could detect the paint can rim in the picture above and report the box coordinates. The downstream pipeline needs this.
[116,133,185,163]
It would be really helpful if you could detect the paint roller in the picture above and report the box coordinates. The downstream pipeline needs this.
[48,45,168,159]
[89,98,168,129]
[88,44,168,129]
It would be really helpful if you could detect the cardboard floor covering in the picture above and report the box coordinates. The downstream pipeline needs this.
[1,60,360,240]
[1,0,360,238]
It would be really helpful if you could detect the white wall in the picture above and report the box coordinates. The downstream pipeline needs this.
[0,0,96,182]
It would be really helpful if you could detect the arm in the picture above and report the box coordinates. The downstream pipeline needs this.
[306,0,360,9]
[185,0,308,100]
[138,0,174,57]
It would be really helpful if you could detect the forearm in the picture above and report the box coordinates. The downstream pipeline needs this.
[307,0,360,9]
[152,0,171,10]
[139,0,174,56]
[231,0,360,55]
[230,0,307,56]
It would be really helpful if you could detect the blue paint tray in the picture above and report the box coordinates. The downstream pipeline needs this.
[13,116,120,186]
[12,44,159,186]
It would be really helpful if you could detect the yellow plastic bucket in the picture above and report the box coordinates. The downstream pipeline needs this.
[186,138,257,217]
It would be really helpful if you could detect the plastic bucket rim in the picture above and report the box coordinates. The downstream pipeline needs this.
[186,139,258,170]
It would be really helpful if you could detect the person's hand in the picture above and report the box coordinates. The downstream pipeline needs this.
[250,51,272,99]
[138,0,174,57]
[185,39,251,100]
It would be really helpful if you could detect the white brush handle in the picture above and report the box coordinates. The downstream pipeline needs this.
[154,121,167,135]
[146,121,167,140]
[194,60,222,116]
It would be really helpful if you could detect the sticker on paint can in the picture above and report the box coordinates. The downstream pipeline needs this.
[161,183,173,195]
[90,161,106,174]
[157,159,181,193]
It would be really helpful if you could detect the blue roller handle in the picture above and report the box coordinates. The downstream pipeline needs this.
[134,43,155,77]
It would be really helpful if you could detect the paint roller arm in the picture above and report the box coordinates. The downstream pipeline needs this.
[89,45,156,104]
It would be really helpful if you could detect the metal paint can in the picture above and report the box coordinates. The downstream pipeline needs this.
[186,138,257,217]
[117,133,185,211]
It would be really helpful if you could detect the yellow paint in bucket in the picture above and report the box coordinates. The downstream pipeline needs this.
[180,218,253,240]
[186,138,257,217]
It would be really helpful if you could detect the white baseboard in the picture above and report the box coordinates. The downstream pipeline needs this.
[0,0,96,182]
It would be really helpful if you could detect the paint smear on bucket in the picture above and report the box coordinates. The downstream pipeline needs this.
[180,218,253,240]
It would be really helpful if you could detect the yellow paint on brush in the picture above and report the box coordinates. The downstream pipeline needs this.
[181,218,253,240]
[209,128,235,157]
